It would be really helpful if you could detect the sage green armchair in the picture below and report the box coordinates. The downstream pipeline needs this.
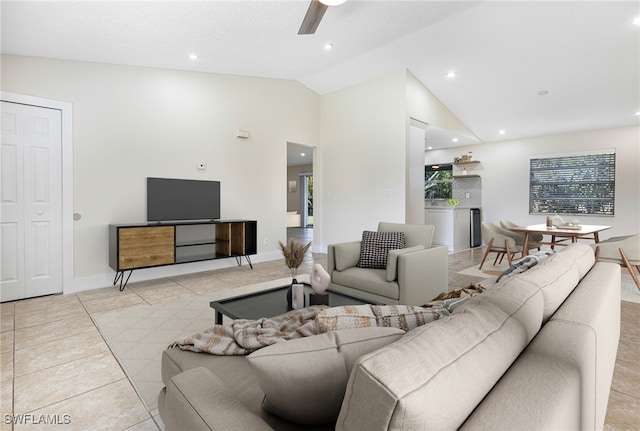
[327,222,449,305]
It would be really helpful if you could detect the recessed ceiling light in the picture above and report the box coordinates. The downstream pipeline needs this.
[300,152,306,157]
[633,16,640,26]
[446,71,456,78]
[320,0,346,6]
[427,146,433,150]
[188,53,199,61]
[498,129,506,135]
[452,138,458,142]
[636,111,640,116]
[324,43,333,50]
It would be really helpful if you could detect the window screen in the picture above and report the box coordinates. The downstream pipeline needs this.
[529,150,615,216]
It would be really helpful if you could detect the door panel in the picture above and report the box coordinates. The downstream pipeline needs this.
[1,101,62,301]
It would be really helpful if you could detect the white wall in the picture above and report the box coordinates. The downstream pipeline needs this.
[317,70,407,249]
[1,55,320,290]
[426,126,640,239]
[405,71,480,142]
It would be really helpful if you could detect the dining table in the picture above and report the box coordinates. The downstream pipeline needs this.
[508,223,612,256]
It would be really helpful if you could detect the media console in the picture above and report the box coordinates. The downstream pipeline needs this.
[108,219,257,290]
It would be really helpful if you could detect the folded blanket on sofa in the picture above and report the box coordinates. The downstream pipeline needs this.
[171,304,446,356]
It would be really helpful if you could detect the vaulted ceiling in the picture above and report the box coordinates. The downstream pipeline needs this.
[3,1,639,146]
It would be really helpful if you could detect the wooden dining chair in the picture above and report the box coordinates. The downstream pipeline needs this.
[479,222,523,269]
[593,234,640,292]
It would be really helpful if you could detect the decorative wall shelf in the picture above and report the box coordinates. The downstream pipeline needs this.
[453,160,481,165]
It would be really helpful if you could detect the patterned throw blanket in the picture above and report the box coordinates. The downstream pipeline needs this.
[171,304,447,356]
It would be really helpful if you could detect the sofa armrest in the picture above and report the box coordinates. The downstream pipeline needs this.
[397,245,448,305]
[328,241,361,273]
[163,367,273,431]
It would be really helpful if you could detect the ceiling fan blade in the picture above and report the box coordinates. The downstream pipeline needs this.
[298,0,328,35]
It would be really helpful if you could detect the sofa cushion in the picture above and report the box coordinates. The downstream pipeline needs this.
[247,327,405,425]
[557,242,595,279]
[356,231,405,269]
[508,250,581,322]
[386,245,424,281]
[333,241,361,271]
[162,348,266,411]
[378,222,434,248]
[163,367,274,431]
[337,279,544,430]
[332,267,399,300]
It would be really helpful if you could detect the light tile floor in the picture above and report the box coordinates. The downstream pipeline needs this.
[0,230,638,430]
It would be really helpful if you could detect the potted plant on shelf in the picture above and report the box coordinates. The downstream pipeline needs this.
[278,238,312,308]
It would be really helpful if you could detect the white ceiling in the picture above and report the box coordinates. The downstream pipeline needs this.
[3,0,639,151]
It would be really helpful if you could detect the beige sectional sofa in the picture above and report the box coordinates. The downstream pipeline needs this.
[157,243,620,430]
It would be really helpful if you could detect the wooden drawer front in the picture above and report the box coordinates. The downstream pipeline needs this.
[118,226,175,269]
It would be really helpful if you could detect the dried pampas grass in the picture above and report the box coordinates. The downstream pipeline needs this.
[278,238,312,279]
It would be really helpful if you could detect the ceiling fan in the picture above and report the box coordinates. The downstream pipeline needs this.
[298,0,346,35]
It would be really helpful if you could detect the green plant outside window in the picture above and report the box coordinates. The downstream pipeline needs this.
[425,165,453,199]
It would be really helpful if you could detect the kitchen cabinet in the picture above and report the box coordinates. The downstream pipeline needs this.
[425,207,471,253]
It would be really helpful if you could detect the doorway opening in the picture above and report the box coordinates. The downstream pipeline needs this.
[286,142,313,244]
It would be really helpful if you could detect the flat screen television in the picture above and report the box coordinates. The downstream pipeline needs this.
[147,177,221,222]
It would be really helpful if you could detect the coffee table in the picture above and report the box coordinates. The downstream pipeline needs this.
[210,284,377,324]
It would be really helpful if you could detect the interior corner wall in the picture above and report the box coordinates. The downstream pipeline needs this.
[404,70,481,225]
[317,70,407,249]
[405,71,479,141]
[426,126,640,239]
[1,54,320,290]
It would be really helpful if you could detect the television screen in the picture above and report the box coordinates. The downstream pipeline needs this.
[147,178,221,222]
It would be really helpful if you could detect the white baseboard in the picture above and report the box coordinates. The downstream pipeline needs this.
[66,250,284,295]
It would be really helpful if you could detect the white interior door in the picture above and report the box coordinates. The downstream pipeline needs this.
[1,101,63,301]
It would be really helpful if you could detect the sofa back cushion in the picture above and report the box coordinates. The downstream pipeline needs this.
[557,242,596,279]
[504,244,593,322]
[336,280,544,430]
[378,222,434,249]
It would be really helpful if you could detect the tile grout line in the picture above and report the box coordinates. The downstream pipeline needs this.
[81,294,161,430]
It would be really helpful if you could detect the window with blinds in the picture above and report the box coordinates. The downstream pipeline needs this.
[529,150,615,216]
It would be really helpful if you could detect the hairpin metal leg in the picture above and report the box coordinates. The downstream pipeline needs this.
[234,255,253,269]
[113,270,133,291]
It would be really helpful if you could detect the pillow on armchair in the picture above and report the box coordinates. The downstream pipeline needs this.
[356,231,405,269]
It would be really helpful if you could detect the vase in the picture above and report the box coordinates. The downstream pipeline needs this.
[291,283,304,310]
[286,278,298,309]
